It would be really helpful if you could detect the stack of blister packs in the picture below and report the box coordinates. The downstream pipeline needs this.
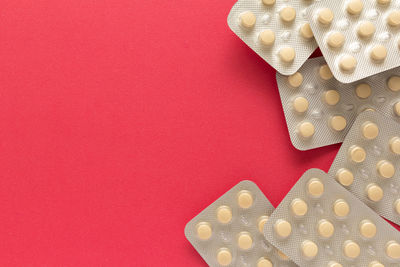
[186,0,400,266]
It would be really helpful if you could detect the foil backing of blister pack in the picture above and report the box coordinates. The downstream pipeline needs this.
[276,56,400,151]
[264,168,400,267]
[329,110,400,226]
[227,0,318,75]
[185,180,298,267]
[307,0,400,83]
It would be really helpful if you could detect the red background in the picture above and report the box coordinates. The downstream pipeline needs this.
[0,0,395,266]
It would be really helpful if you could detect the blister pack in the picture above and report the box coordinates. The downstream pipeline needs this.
[329,110,400,226]
[276,56,400,151]
[227,0,318,75]
[264,168,400,267]
[185,180,297,267]
[307,0,400,83]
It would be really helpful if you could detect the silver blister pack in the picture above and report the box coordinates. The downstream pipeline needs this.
[185,180,298,267]
[276,56,400,151]
[264,168,400,267]
[329,110,400,226]
[307,0,400,83]
[227,0,318,75]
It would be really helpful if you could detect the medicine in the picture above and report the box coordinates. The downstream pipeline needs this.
[279,47,296,63]
[390,137,400,154]
[238,190,253,208]
[388,76,400,92]
[369,261,384,267]
[386,241,400,259]
[377,0,391,4]
[280,6,296,23]
[300,23,314,40]
[361,121,379,139]
[318,8,334,25]
[196,222,212,240]
[293,97,309,113]
[259,30,275,46]
[257,257,273,267]
[298,121,315,138]
[359,220,377,239]
[319,64,333,80]
[262,0,275,6]
[348,145,366,163]
[328,262,343,267]
[330,116,347,131]
[217,248,232,266]
[377,160,395,178]
[388,11,400,27]
[258,216,269,233]
[307,178,324,197]
[343,240,360,259]
[339,55,357,72]
[355,83,371,99]
[370,45,387,62]
[357,21,375,38]
[238,232,253,250]
[301,240,318,259]
[327,32,345,49]
[217,206,232,224]
[346,0,363,15]
[288,72,303,88]
[290,198,308,217]
[394,102,400,116]
[274,219,292,238]
[335,168,354,186]
[333,199,350,217]
[366,183,383,202]
[240,11,256,28]
[317,219,335,238]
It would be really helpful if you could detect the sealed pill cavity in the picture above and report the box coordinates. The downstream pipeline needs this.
[394,102,400,116]
[258,215,269,233]
[319,64,333,80]
[377,160,395,178]
[333,199,350,218]
[395,199,400,214]
[370,45,387,62]
[327,32,345,49]
[196,222,212,240]
[240,11,256,28]
[366,183,384,202]
[369,261,384,267]
[277,249,289,261]
[259,30,276,46]
[262,0,276,6]
[318,8,334,25]
[279,47,296,63]
[307,178,324,197]
[343,240,361,259]
[385,241,400,259]
[361,121,379,140]
[348,145,366,163]
[237,190,253,208]
[339,55,357,73]
[317,219,335,238]
[388,76,400,92]
[357,21,376,38]
[387,11,400,27]
[300,23,314,40]
[328,261,343,267]
[301,240,318,259]
[336,168,354,186]
[280,6,296,23]
[298,121,315,138]
[293,97,309,113]
[217,206,232,224]
[290,198,308,217]
[346,0,363,15]
[274,219,292,238]
[324,90,340,106]
[390,137,400,154]
[217,248,232,266]
[355,83,372,99]
[377,0,391,4]
[257,257,273,267]
[237,232,253,250]
[359,219,377,239]
[330,115,347,132]
[288,72,303,88]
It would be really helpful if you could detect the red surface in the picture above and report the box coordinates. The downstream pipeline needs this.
[0,0,397,266]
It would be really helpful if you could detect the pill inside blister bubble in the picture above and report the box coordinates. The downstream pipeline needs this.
[237,190,253,208]
[393,101,400,116]
[240,11,256,29]
[257,257,273,267]
[346,0,364,15]
[388,76,400,92]
[377,160,395,178]
[290,198,308,217]
[274,219,292,238]
[262,0,275,6]
[333,199,350,218]
[385,240,400,259]
[359,219,377,239]
[319,64,334,80]
[301,240,318,259]
[259,30,276,46]
[387,11,400,27]
[196,222,212,240]
[258,215,269,233]
[217,248,232,266]
[318,8,334,25]
[280,6,296,23]
[317,219,335,238]
[287,72,303,88]
[328,261,343,267]
[390,137,400,154]
[307,178,324,197]
[343,240,361,259]
[361,121,379,140]
[336,168,354,186]
[327,32,345,49]
[355,83,372,99]
[330,115,347,132]
[348,145,366,163]
[217,206,232,224]
[369,261,384,267]
[293,96,309,113]
[339,55,357,73]
[297,121,315,138]
[322,89,340,104]
[237,231,253,250]
[366,183,384,202]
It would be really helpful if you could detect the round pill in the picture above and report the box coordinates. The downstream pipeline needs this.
[369,261,384,267]
[355,83,372,99]
[362,121,379,139]
[257,257,273,267]
[366,183,383,202]
[334,199,350,217]
[317,219,335,238]
[388,11,400,27]
[328,261,343,267]
[336,168,354,186]
[196,222,212,240]
[330,115,347,131]
[298,121,315,138]
[262,0,276,6]
[277,250,289,260]
[395,199,400,214]
[324,90,340,105]
[240,11,256,28]
[293,97,309,113]
[390,137,400,154]
[279,47,295,63]
[347,0,364,15]
[357,21,375,39]
[377,160,395,178]
[300,23,314,39]
[217,206,232,224]
[288,72,303,88]
[339,55,357,73]
[307,178,324,197]
[217,248,232,266]
[388,76,400,92]
[394,102,400,116]
[343,240,361,259]
[238,232,253,250]
[359,219,377,239]
[290,198,308,216]
[280,6,296,23]
[258,215,269,233]
[370,45,387,62]
[237,190,253,208]
[348,145,366,163]
[301,240,318,259]
[318,8,334,25]
[377,0,391,4]
[386,241,400,259]
[319,64,333,80]
[274,219,292,238]
[327,32,345,49]
[259,30,275,46]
